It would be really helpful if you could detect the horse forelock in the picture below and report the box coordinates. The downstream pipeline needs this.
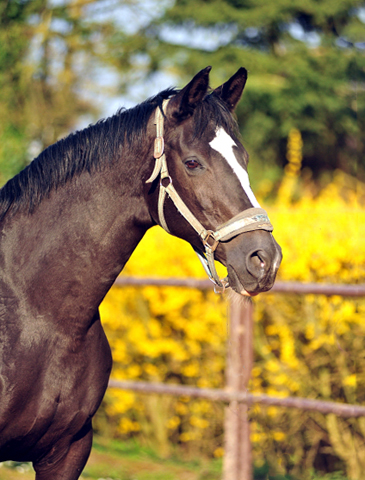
[192,92,239,140]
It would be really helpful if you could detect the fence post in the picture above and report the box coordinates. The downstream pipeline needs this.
[223,296,253,480]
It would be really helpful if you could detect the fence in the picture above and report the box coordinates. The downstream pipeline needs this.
[108,276,365,480]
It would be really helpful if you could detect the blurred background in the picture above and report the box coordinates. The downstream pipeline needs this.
[1,1,365,479]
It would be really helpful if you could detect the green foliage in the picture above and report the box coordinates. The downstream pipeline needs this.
[2,0,363,185]
[0,0,131,184]
[0,0,42,182]
[119,0,365,181]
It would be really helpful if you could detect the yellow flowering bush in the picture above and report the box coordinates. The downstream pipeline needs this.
[95,140,365,477]
[250,172,365,478]
[247,131,365,478]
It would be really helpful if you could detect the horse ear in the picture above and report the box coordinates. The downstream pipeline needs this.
[214,67,247,112]
[169,66,211,121]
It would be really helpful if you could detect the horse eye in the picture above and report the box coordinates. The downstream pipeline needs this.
[185,159,200,169]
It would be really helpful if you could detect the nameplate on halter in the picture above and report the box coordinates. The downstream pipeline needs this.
[215,207,274,242]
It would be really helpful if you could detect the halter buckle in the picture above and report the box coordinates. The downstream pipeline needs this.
[202,230,219,251]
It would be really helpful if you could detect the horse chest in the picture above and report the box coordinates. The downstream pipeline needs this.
[0,317,111,461]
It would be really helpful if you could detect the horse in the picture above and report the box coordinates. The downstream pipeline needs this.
[0,66,282,479]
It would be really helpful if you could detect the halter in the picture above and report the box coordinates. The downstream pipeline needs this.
[146,99,274,291]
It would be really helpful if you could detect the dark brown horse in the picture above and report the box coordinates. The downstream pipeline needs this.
[0,67,281,479]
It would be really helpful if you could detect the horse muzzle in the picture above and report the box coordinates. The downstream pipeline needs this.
[225,231,282,296]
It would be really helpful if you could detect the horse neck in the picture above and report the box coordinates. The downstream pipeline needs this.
[1,133,155,335]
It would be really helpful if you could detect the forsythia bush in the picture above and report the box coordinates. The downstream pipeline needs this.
[97,153,365,478]
[251,170,365,478]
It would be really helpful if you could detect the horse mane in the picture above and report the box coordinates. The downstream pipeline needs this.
[0,87,237,222]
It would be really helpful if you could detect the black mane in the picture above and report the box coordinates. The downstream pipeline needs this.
[0,88,237,222]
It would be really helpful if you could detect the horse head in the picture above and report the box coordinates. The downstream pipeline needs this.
[146,66,282,296]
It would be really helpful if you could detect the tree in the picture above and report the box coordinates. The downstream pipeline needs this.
[112,0,365,183]
[0,0,41,182]
[2,1,364,185]
[0,0,140,184]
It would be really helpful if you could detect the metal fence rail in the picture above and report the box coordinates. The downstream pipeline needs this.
[108,276,365,480]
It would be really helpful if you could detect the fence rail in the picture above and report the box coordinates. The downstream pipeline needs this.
[108,380,365,418]
[114,276,365,296]
[109,276,365,480]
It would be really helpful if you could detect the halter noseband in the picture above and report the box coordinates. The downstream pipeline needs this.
[146,99,274,291]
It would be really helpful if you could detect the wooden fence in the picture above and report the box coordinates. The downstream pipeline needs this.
[108,276,365,480]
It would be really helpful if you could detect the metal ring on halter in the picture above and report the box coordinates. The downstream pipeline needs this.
[202,230,219,251]
[214,282,226,294]
[160,176,172,188]
[212,276,229,294]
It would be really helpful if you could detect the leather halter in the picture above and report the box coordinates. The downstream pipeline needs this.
[146,99,274,291]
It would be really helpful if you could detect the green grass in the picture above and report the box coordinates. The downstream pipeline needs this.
[0,437,349,480]
[84,436,222,480]
[0,437,222,480]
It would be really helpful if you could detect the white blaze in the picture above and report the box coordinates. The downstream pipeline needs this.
[209,127,261,208]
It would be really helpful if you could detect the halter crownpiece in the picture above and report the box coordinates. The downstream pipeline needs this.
[146,99,274,291]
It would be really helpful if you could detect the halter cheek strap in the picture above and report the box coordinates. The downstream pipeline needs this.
[146,99,274,291]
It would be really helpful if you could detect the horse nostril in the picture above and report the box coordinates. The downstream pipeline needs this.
[250,254,263,268]
[247,250,269,278]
